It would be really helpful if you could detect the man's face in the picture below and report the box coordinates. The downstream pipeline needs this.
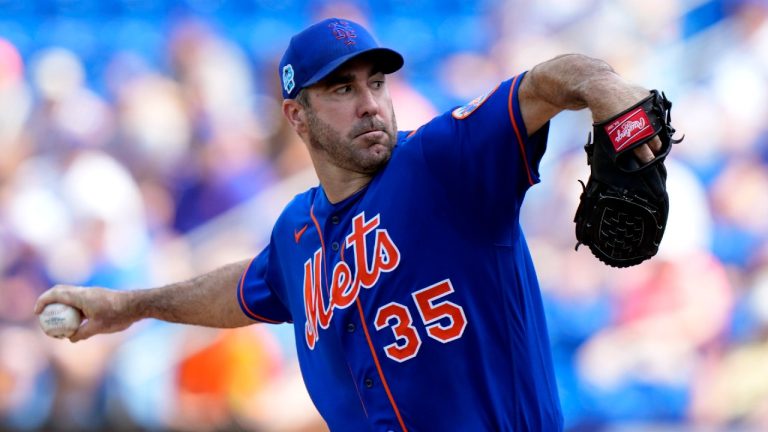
[301,58,398,174]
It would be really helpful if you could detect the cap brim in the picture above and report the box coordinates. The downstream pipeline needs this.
[303,48,404,88]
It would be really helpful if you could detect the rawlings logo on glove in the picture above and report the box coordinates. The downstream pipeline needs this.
[573,90,683,267]
[608,108,653,151]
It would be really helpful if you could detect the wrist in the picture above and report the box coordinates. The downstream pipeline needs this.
[582,77,650,123]
[121,288,153,321]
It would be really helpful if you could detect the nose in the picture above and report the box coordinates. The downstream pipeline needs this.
[356,87,380,118]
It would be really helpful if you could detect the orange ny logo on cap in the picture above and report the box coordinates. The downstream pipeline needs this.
[328,20,357,46]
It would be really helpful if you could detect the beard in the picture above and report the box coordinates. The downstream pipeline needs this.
[305,107,398,174]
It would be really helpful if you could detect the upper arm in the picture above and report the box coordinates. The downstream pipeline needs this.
[415,74,550,213]
[237,243,293,324]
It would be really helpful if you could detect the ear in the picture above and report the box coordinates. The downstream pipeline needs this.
[282,99,308,134]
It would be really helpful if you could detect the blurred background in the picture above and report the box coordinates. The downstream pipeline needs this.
[0,0,766,431]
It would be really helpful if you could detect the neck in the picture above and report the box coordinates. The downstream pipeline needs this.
[319,169,373,204]
[312,157,374,204]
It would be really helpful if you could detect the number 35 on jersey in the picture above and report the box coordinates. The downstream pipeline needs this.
[375,279,468,362]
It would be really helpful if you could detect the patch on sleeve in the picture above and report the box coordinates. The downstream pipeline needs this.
[451,85,499,120]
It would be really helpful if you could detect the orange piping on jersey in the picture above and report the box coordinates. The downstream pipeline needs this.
[508,74,535,186]
[347,360,370,418]
[355,298,409,432]
[406,128,420,139]
[309,205,332,297]
[338,246,370,418]
[238,257,284,324]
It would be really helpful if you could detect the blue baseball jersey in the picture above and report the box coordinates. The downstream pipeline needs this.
[238,73,563,431]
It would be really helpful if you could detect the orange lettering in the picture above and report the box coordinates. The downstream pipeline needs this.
[304,249,334,348]
[346,213,380,289]
[303,258,318,349]
[330,261,356,308]
[315,251,333,329]
[373,229,400,273]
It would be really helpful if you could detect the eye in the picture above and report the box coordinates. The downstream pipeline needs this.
[372,80,385,90]
[334,85,352,95]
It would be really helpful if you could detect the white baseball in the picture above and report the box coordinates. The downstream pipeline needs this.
[38,303,83,339]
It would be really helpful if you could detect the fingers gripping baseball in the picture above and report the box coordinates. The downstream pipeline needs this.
[35,285,134,342]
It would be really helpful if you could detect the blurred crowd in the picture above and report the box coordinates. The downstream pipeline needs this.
[1,0,767,431]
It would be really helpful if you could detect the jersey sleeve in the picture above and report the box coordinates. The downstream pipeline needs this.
[415,72,549,208]
[237,243,292,324]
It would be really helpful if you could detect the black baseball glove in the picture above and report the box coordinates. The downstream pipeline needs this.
[573,90,683,268]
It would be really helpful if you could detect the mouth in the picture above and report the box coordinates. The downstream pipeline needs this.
[355,129,387,140]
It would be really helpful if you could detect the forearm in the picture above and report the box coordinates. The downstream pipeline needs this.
[129,259,254,328]
[520,54,651,132]
[35,259,257,342]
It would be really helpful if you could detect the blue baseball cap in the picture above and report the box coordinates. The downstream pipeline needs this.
[279,18,404,99]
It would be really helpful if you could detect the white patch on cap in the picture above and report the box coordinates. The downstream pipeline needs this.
[283,64,295,94]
